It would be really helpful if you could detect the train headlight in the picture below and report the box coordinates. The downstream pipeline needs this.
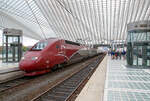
[21,56,25,60]
[31,57,38,60]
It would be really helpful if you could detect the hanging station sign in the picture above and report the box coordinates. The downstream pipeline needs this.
[3,28,23,36]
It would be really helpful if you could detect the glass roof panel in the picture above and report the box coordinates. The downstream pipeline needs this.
[0,0,150,44]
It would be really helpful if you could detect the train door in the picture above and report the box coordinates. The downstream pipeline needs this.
[59,40,65,55]
[56,40,63,54]
[55,40,66,63]
[60,40,68,61]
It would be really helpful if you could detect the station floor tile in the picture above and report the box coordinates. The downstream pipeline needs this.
[0,60,18,72]
[104,57,150,101]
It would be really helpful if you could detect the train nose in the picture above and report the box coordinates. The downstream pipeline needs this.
[19,51,42,72]
[19,60,36,72]
[19,63,24,71]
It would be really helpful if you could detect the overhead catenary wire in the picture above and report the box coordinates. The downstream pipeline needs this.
[73,0,89,44]
[120,0,131,43]
[73,0,87,41]
[91,0,100,44]
[118,0,127,44]
[0,0,150,44]
[1,0,49,28]
[88,0,97,44]
[72,0,89,43]
[112,0,116,43]
[53,0,75,41]
[96,0,102,43]
[33,0,62,39]
[65,0,95,43]
[41,0,67,39]
[0,0,49,40]
[60,0,81,41]
[48,0,71,40]
[25,0,47,40]
[53,0,74,40]
[116,0,121,44]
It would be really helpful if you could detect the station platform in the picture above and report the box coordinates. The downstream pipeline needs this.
[0,60,19,73]
[0,60,24,83]
[75,55,108,101]
[104,57,150,101]
[75,55,150,101]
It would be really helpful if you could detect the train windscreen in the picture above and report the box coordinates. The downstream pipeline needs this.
[30,41,48,51]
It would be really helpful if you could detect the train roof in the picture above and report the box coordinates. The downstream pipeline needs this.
[38,38,81,46]
[38,38,59,42]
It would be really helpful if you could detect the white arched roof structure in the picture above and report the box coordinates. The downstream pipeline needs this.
[0,0,150,44]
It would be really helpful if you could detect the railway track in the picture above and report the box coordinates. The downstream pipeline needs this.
[0,76,35,93]
[33,54,105,101]
[0,54,105,101]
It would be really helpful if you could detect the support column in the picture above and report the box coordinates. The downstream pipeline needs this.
[142,45,147,66]
[127,42,133,66]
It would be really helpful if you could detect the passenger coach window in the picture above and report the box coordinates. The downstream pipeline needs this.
[31,42,48,51]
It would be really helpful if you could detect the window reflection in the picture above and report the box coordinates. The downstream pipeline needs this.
[128,31,150,67]
[31,41,48,51]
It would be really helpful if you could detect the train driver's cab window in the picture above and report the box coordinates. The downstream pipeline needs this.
[56,45,60,49]
[31,41,48,51]
[65,40,80,46]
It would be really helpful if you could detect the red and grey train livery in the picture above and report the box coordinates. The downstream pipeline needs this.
[19,38,99,76]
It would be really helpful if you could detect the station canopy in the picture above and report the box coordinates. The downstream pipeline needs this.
[0,0,150,44]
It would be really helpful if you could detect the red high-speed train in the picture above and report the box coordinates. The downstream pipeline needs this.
[19,38,99,76]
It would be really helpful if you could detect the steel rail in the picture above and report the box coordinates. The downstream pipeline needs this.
[0,54,105,101]
[32,54,105,101]
[0,76,35,93]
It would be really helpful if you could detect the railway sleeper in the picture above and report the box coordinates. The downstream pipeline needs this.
[34,54,105,101]
[52,88,73,92]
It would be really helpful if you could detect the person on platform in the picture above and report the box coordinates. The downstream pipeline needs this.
[119,50,122,60]
[122,50,126,60]
[115,51,119,59]
[111,50,115,59]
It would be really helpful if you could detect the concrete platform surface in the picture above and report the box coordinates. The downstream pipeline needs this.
[0,60,24,83]
[0,71,25,83]
[0,60,19,74]
[104,57,150,101]
[75,55,107,101]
